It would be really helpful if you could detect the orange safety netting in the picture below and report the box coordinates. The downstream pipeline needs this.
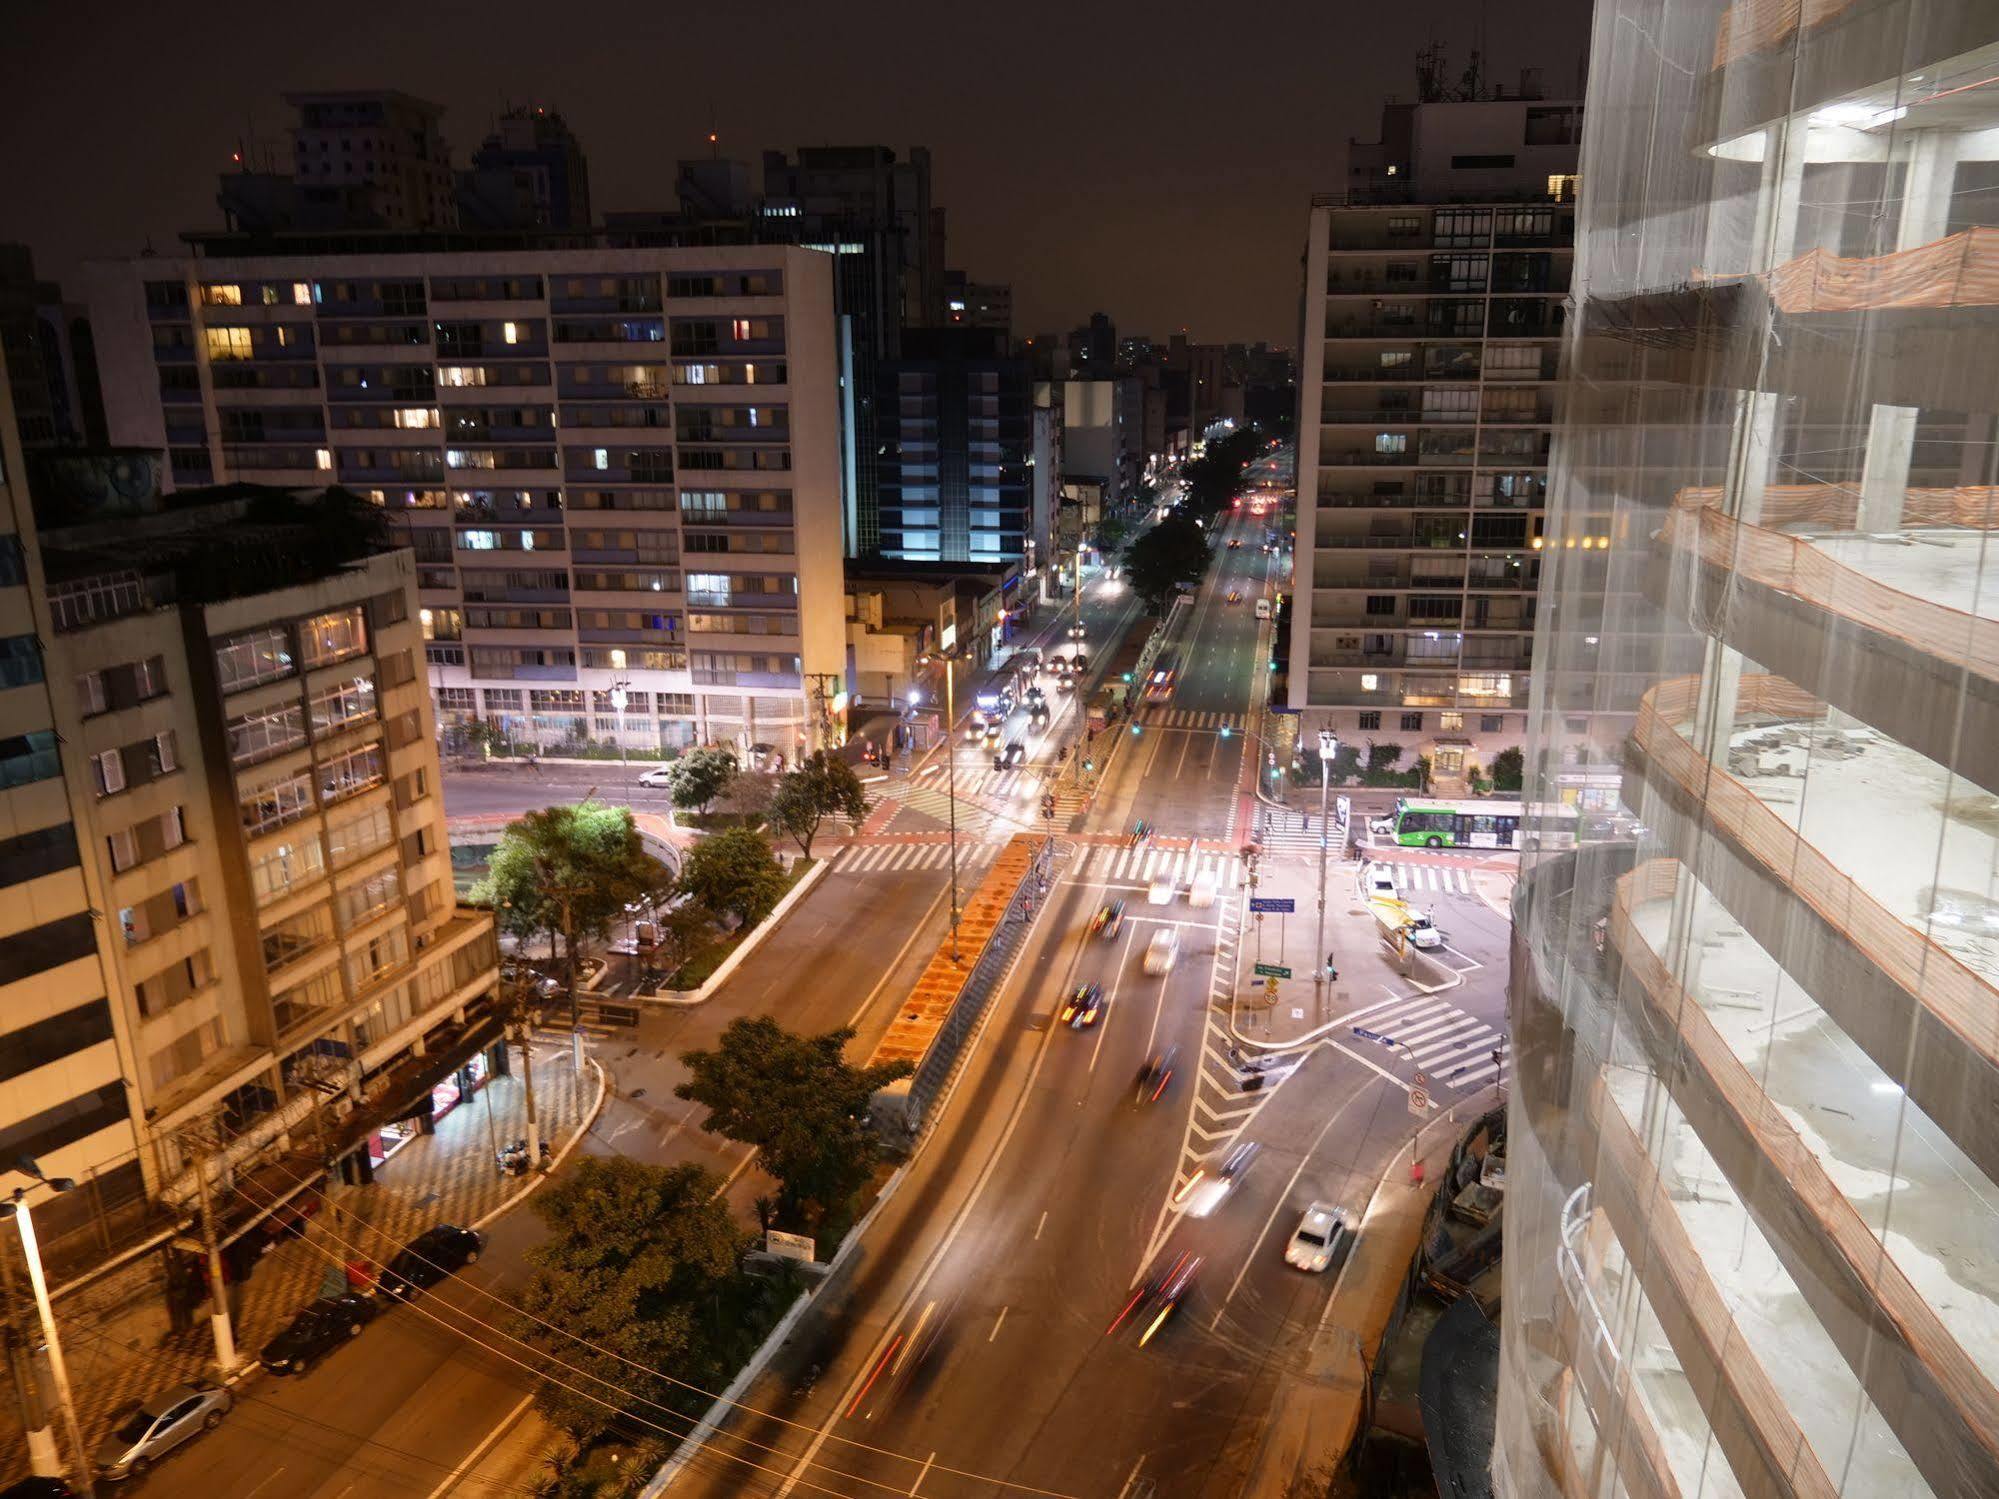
[868,832,1038,1071]
[1662,485,1999,684]
[1635,674,1999,1066]
[1764,227,1999,313]
[1711,0,1857,69]
[1608,858,1999,1470]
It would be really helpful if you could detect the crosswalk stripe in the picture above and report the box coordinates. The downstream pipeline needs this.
[1408,1024,1490,1063]
[1423,1037,1504,1073]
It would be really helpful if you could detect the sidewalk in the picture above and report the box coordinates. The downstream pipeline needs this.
[3,1050,597,1486]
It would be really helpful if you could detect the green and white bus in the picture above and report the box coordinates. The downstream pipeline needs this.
[1377,799,1526,850]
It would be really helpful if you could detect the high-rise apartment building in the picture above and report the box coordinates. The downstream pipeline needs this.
[1289,95,1580,784]
[1505,4,1999,1498]
[878,329,1029,564]
[0,426,499,1319]
[458,105,592,230]
[284,90,456,230]
[84,241,846,756]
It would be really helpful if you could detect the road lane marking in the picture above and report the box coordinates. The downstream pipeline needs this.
[1035,1210,1047,1240]
[422,1392,534,1499]
[909,1453,936,1494]
[989,1307,1008,1342]
[245,1473,288,1499]
[1209,1074,1380,1327]
[1089,923,1139,1074]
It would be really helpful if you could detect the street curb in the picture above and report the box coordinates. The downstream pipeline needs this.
[643,859,832,1006]
[470,1057,609,1234]
[644,1164,911,1495]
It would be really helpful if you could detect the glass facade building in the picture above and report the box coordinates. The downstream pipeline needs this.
[1504,3,1999,1497]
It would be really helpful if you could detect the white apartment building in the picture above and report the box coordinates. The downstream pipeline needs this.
[85,242,846,759]
[1289,95,1580,785]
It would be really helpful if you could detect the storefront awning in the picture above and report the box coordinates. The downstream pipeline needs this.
[380,1012,507,1125]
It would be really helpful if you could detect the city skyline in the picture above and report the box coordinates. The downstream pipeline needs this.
[0,0,1591,345]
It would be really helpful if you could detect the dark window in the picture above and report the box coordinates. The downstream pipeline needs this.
[0,731,61,790]
[1358,712,1381,731]
[0,536,23,588]
[0,1080,127,1161]
[1481,714,1506,733]
[0,634,43,688]
[0,823,79,888]
[1400,712,1424,732]
[0,912,98,985]
[0,998,114,1083]
[1365,595,1396,616]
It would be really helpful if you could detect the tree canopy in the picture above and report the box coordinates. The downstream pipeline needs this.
[676,826,790,927]
[769,752,871,857]
[1179,426,1267,520]
[1124,512,1213,613]
[664,746,739,812]
[676,1017,912,1221]
[511,1157,745,1440]
[470,803,671,955]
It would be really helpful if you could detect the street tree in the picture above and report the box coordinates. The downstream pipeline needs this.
[471,803,671,1023]
[1124,512,1212,613]
[664,746,739,812]
[769,751,871,857]
[676,826,790,927]
[1490,745,1525,792]
[676,1017,913,1222]
[510,1157,745,1441]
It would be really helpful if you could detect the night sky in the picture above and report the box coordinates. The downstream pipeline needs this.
[0,0,1591,346]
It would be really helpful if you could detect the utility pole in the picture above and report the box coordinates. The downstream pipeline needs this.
[4,1185,94,1497]
[0,1226,59,1478]
[1312,729,1339,1027]
[183,1113,240,1377]
[502,973,543,1166]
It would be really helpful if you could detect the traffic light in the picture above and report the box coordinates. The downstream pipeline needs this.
[1219,726,1231,739]
[1130,723,1142,736]
[1121,671,1134,683]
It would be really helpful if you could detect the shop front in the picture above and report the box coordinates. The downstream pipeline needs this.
[357,1013,507,1173]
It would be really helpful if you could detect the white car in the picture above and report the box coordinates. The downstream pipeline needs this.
[1404,914,1445,950]
[1147,872,1177,905]
[1361,868,1399,903]
[1284,1202,1350,1273]
[638,765,674,788]
[1143,927,1180,975]
[1188,869,1218,908]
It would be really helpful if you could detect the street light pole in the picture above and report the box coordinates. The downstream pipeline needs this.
[4,1184,94,1497]
[1312,728,1339,1026]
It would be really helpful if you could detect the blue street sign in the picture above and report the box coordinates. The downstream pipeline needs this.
[1248,896,1296,914]
[1352,1026,1396,1046]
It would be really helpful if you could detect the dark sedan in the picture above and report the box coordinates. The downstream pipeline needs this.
[377,1224,484,1300]
[259,1293,377,1375]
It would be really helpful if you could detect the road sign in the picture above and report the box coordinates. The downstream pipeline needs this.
[1253,962,1293,979]
[1248,896,1296,914]
[1264,975,1280,1000]
[1352,1026,1395,1046]
[765,1229,817,1263]
[1409,1086,1429,1115]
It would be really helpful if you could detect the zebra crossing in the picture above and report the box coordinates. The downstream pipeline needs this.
[1373,862,1476,897]
[1066,844,1242,888]
[892,780,1028,839]
[1149,710,1245,731]
[834,840,1005,876]
[1341,993,1509,1091]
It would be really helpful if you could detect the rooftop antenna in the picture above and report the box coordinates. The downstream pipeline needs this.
[1415,41,1447,103]
[707,99,719,158]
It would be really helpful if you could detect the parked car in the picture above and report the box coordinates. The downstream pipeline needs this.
[259,1293,377,1376]
[94,1382,232,1481]
[1404,914,1445,951]
[378,1224,484,1300]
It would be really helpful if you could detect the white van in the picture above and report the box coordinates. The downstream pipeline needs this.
[1144,927,1181,975]
[1254,598,1273,620]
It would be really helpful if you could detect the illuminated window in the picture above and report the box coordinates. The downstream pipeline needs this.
[593,448,609,470]
[315,448,332,471]
[1374,433,1407,454]
[200,284,243,306]
[1546,173,1579,201]
[438,366,487,388]
[204,326,253,361]
[393,407,438,430]
[502,322,520,345]
[274,325,292,348]
[1360,673,1379,691]
[292,282,312,305]
[1440,712,1464,732]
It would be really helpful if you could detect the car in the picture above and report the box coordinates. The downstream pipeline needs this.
[1056,675,1075,694]
[1143,927,1180,975]
[1227,590,1242,604]
[378,1224,484,1300]
[1227,538,1242,550]
[94,1382,232,1481]
[1091,899,1127,939]
[637,764,675,788]
[993,740,1027,770]
[259,1293,377,1376]
[983,719,1004,744]
[1107,1250,1204,1347]
[1189,869,1219,908]
[1178,1142,1262,1218]
[1028,701,1050,728]
[1073,652,1090,673]
[1058,983,1107,1029]
[1361,867,1399,903]
[1368,816,1395,837]
[1147,871,1176,905]
[964,716,988,743]
[1404,914,1445,951]
[1134,1047,1180,1103]
[1285,1202,1351,1273]
[1128,820,1153,848]
[2,1480,77,1498]
[1068,623,1087,640]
